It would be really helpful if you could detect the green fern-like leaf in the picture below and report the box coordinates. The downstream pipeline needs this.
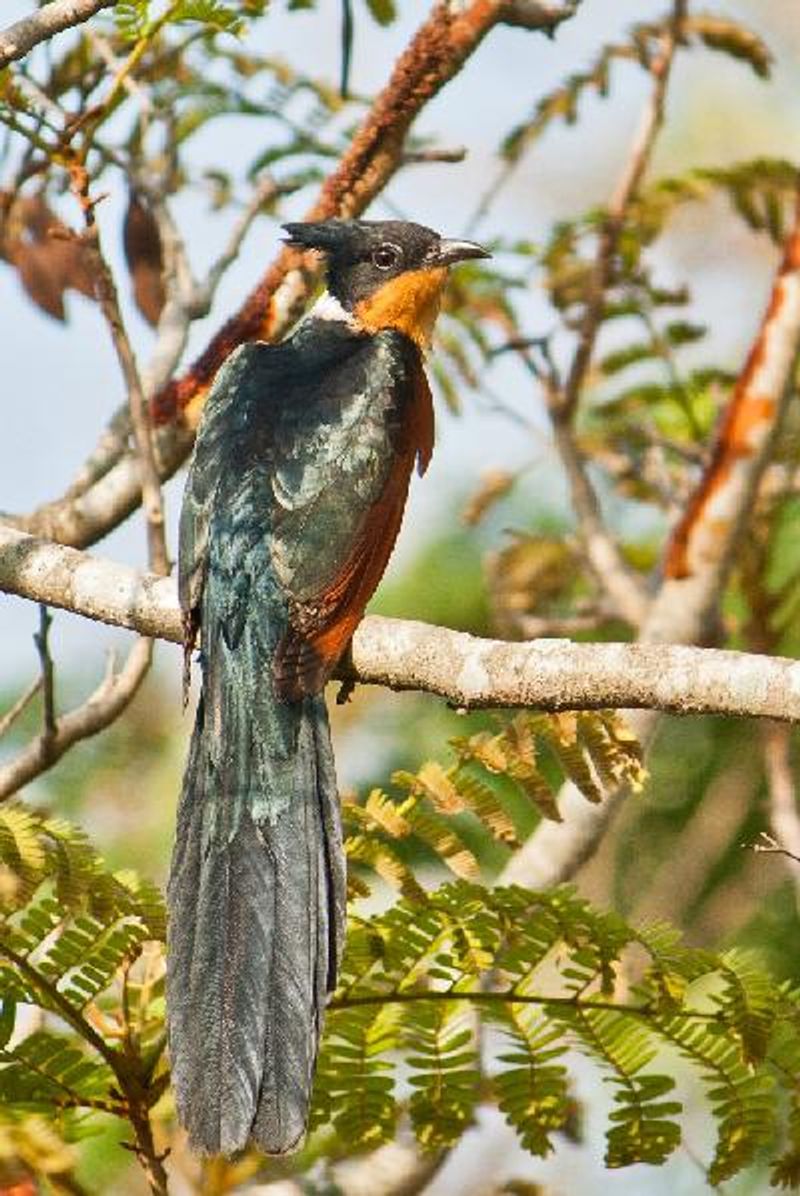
[323,882,799,1177]
[632,921,713,1011]
[171,0,245,33]
[654,1012,776,1183]
[492,1005,570,1157]
[0,804,166,1129]
[713,948,777,1065]
[566,1008,681,1167]
[454,772,520,847]
[406,1000,478,1148]
[311,1004,400,1147]
[114,0,150,41]
[0,805,47,909]
[546,714,606,804]
[0,1031,118,1112]
[344,830,425,900]
[3,802,797,1185]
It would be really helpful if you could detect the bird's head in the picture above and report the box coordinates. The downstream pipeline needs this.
[282,219,490,349]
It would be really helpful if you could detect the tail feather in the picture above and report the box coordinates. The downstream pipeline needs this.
[167,613,345,1154]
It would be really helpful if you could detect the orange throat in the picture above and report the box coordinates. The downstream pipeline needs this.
[354,267,448,350]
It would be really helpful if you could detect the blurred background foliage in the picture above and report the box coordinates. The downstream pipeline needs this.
[3,0,800,1192]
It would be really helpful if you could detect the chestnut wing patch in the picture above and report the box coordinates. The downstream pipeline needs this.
[271,341,433,701]
[274,446,414,700]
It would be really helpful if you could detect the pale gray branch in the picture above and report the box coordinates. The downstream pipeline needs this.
[3,526,800,725]
[0,0,114,70]
[551,415,649,626]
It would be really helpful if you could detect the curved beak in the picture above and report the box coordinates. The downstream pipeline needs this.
[427,237,491,268]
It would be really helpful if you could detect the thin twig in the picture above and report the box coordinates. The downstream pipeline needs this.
[751,830,800,868]
[87,29,155,115]
[758,724,800,873]
[34,604,57,750]
[402,146,467,164]
[561,0,687,421]
[329,987,723,1022]
[517,341,648,626]
[0,638,152,800]
[552,415,649,625]
[196,175,282,310]
[62,407,132,500]
[66,3,177,162]
[69,163,169,577]
[0,675,43,740]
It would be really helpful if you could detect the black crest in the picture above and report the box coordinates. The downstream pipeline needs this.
[282,219,442,308]
[282,219,490,310]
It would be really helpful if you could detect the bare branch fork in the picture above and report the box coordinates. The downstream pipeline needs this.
[3,526,800,734]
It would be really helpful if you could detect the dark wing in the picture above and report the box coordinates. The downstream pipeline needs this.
[178,343,264,631]
[179,324,433,700]
[267,325,433,699]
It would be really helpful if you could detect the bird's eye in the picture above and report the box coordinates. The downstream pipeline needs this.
[372,243,401,270]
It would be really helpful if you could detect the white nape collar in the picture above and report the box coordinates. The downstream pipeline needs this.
[304,291,358,328]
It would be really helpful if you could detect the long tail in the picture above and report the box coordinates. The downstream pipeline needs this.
[167,568,346,1155]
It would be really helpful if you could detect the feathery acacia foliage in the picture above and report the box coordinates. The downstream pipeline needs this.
[0,804,166,1122]
[342,710,645,896]
[3,719,800,1187]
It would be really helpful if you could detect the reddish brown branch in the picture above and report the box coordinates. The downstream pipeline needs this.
[665,189,800,585]
[8,1,575,554]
